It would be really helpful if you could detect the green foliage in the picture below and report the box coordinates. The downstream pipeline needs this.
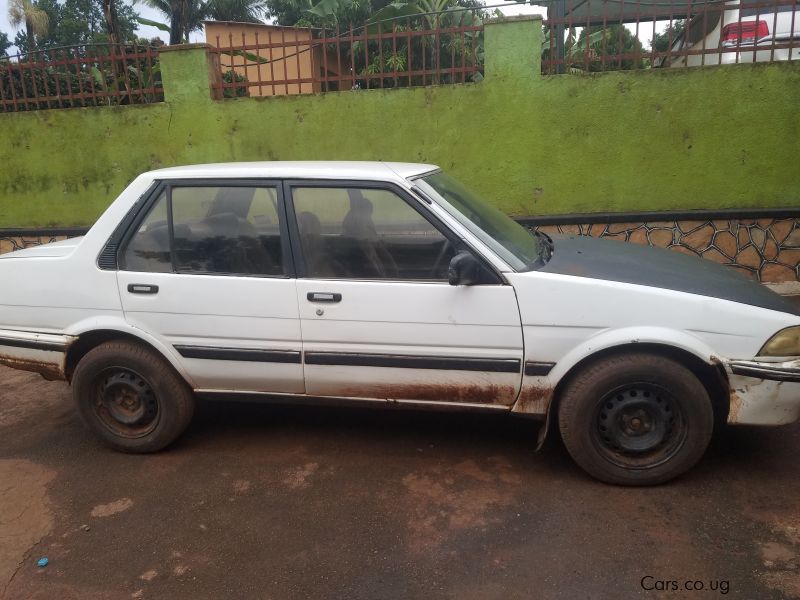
[266,0,390,28]
[135,0,267,44]
[11,0,140,53]
[0,31,11,55]
[206,0,267,22]
[543,24,644,72]
[576,25,644,71]
[1,43,163,110]
[269,0,487,89]
[135,0,206,44]
[221,68,248,97]
[651,20,686,53]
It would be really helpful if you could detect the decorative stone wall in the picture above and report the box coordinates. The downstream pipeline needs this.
[529,218,800,283]
[2,217,799,284]
[530,218,800,284]
[0,235,70,255]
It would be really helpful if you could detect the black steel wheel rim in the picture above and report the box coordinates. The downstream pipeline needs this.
[591,383,687,470]
[93,367,160,438]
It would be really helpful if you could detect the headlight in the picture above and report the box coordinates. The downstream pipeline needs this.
[759,326,800,357]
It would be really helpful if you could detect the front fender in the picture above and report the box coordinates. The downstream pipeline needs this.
[513,326,722,449]
[548,326,719,384]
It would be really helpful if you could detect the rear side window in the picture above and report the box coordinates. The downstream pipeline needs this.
[121,184,285,277]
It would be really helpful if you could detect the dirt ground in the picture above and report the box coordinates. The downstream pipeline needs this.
[1,364,799,599]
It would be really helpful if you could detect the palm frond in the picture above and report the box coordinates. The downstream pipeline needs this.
[7,0,49,37]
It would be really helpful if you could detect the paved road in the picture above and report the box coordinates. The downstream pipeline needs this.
[1,364,799,600]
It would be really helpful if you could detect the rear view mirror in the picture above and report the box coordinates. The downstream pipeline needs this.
[448,252,482,286]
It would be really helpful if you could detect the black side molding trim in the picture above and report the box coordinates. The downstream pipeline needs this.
[730,363,800,383]
[524,361,556,376]
[304,352,521,373]
[0,336,66,352]
[174,346,302,364]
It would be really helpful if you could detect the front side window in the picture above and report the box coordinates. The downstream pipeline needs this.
[122,184,285,277]
[291,186,456,280]
[416,171,545,271]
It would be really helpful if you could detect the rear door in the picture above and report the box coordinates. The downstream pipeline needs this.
[286,181,523,407]
[116,180,304,394]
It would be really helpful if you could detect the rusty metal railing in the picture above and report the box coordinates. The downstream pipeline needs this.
[209,16,484,98]
[0,42,164,112]
[542,0,800,73]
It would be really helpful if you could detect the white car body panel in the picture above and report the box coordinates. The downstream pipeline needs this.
[0,161,799,431]
[506,271,800,422]
[728,372,800,424]
[295,279,523,405]
[117,271,304,393]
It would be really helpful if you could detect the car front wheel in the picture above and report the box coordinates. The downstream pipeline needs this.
[558,352,714,486]
[72,340,195,453]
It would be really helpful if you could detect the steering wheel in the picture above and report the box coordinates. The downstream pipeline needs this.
[430,240,453,279]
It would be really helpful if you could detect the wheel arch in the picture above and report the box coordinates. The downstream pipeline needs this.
[538,342,730,448]
[64,327,193,387]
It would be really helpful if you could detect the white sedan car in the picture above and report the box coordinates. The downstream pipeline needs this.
[663,0,800,67]
[1,162,799,485]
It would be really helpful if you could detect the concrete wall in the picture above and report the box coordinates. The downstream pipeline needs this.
[1,17,798,230]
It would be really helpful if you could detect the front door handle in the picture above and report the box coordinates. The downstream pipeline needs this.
[307,292,342,303]
[127,284,159,295]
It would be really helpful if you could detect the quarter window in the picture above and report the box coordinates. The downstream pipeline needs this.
[122,190,171,273]
[121,185,285,277]
[292,186,456,280]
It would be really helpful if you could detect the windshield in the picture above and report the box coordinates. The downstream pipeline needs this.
[416,171,548,271]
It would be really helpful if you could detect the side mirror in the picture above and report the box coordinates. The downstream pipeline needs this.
[448,251,482,286]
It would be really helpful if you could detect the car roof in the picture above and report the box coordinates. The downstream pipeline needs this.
[146,161,439,181]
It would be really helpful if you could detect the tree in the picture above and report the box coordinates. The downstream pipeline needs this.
[136,0,266,44]
[102,0,123,44]
[572,24,644,71]
[651,20,686,53]
[206,0,267,22]
[264,0,389,27]
[8,0,50,51]
[12,0,139,51]
[136,0,195,44]
[0,31,11,55]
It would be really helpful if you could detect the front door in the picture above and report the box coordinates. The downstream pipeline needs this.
[116,181,304,394]
[286,181,523,407]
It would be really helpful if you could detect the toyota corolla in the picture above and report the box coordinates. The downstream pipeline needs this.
[1,162,798,485]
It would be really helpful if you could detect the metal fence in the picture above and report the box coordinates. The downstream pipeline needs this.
[0,43,163,112]
[542,0,800,73]
[209,17,484,97]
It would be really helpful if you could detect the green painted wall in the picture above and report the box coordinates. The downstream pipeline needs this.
[1,17,798,228]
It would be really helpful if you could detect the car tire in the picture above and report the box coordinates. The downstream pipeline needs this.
[558,352,714,486]
[72,340,195,453]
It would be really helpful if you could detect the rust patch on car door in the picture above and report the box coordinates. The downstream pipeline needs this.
[336,382,517,405]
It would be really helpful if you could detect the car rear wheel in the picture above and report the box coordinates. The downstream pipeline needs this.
[72,340,195,453]
[558,352,714,486]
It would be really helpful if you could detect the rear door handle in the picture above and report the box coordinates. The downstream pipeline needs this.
[127,284,159,295]
[307,292,342,303]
